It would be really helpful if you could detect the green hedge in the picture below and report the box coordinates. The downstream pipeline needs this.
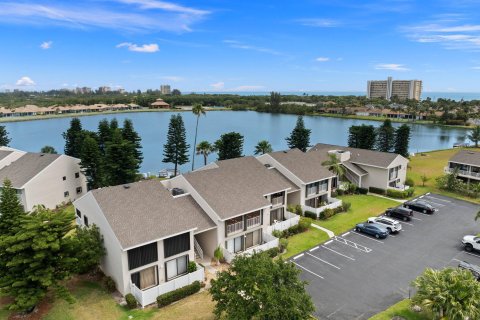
[357,187,368,194]
[386,188,415,199]
[369,187,386,195]
[125,293,137,309]
[157,281,201,308]
[304,211,317,220]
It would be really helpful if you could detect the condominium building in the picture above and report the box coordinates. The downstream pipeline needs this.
[98,86,111,93]
[367,77,422,101]
[160,85,171,95]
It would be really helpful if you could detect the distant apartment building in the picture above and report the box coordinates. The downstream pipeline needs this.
[75,87,92,94]
[367,77,422,101]
[160,85,171,95]
[98,86,111,93]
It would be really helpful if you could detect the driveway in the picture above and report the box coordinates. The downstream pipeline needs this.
[291,193,480,319]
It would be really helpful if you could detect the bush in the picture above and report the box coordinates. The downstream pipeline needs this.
[157,281,201,308]
[214,246,224,262]
[287,204,296,213]
[298,217,312,231]
[342,201,351,212]
[304,211,317,220]
[125,293,137,309]
[331,190,338,197]
[320,208,335,220]
[265,247,280,258]
[188,261,197,273]
[369,187,386,195]
[272,230,283,238]
[336,189,344,196]
[333,206,344,214]
[295,204,303,216]
[103,276,116,293]
[386,188,415,199]
[279,238,288,252]
[347,183,357,194]
[357,187,368,195]
[405,177,415,187]
[287,225,300,236]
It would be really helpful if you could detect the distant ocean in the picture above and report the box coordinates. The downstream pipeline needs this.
[194,91,480,101]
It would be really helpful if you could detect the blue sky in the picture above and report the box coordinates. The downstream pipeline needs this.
[1,0,480,92]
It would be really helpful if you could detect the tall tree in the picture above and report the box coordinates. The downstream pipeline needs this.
[215,132,244,160]
[196,141,215,166]
[0,179,25,235]
[394,124,411,158]
[286,116,311,152]
[64,225,105,274]
[105,129,139,185]
[348,125,376,150]
[62,118,84,158]
[321,153,345,179]
[191,104,206,170]
[97,119,111,154]
[109,118,119,130]
[210,253,315,319]
[375,119,395,152]
[254,140,273,155]
[270,91,281,111]
[412,267,480,320]
[163,114,190,176]
[0,125,11,146]
[122,119,143,169]
[40,145,57,154]
[80,135,105,189]
[468,125,480,148]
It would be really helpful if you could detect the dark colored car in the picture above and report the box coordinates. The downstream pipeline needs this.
[385,207,413,221]
[459,261,480,280]
[355,223,389,239]
[403,200,435,214]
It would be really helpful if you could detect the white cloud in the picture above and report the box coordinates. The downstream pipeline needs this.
[40,41,52,49]
[230,85,264,92]
[297,18,340,28]
[210,82,225,90]
[117,42,159,53]
[374,63,410,71]
[0,1,209,33]
[16,76,36,86]
[316,57,330,62]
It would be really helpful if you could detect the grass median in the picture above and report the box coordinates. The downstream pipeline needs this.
[369,299,431,320]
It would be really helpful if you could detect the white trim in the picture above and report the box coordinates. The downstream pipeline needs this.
[448,160,480,167]
[258,154,303,186]
[220,205,271,222]
[193,225,217,234]
[262,188,291,197]
[123,228,197,252]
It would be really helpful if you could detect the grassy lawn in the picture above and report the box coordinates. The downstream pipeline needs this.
[369,299,431,320]
[313,194,399,235]
[281,226,330,259]
[408,147,480,204]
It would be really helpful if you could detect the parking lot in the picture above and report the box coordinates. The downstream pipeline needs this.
[292,193,480,319]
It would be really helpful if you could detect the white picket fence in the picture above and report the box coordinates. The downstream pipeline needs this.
[266,211,300,234]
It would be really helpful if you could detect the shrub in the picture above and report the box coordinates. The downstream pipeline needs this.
[331,190,338,197]
[405,177,415,187]
[265,247,280,258]
[157,281,201,308]
[287,225,300,236]
[214,246,224,263]
[295,204,303,216]
[357,187,368,195]
[188,261,197,273]
[125,293,137,309]
[369,187,386,195]
[333,206,344,214]
[304,211,317,220]
[321,208,335,220]
[279,238,289,252]
[298,217,312,231]
[287,204,296,213]
[336,189,344,196]
[347,183,357,194]
[342,201,351,212]
[103,276,116,293]
[272,230,283,238]
[386,188,415,199]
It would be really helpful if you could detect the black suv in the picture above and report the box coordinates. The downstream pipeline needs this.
[403,200,435,214]
[385,207,413,221]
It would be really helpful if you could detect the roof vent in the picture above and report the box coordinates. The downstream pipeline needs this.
[172,188,185,196]
[264,164,272,168]
[123,184,130,189]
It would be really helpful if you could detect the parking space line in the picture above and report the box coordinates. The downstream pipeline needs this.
[325,240,333,245]
[388,233,396,237]
[309,246,319,252]
[333,236,372,253]
[293,262,324,279]
[342,232,350,236]
[423,200,445,207]
[411,217,422,221]
[425,195,451,203]
[451,258,463,263]
[321,245,355,260]
[326,305,346,318]
[293,253,304,260]
[352,231,385,243]
[463,251,480,259]
[306,252,341,269]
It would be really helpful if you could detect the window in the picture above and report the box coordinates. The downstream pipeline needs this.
[64,191,69,197]
[164,232,190,258]
[131,266,158,290]
[83,215,89,226]
[128,242,158,270]
[76,187,82,194]
[271,192,284,206]
[246,211,261,229]
[165,255,188,281]
[270,207,284,224]
[75,172,80,178]
[76,209,81,218]
[62,176,66,181]
[225,216,244,235]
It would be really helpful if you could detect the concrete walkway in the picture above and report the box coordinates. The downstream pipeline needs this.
[368,192,406,203]
[311,223,335,238]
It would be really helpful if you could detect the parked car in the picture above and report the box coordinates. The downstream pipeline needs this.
[458,261,480,280]
[462,235,480,252]
[367,217,402,233]
[355,223,389,239]
[385,207,414,221]
[403,200,436,214]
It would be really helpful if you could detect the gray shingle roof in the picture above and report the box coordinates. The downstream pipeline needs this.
[91,179,216,250]
[269,168,301,192]
[0,152,61,188]
[0,150,13,162]
[309,143,402,168]
[183,156,294,220]
[267,149,335,184]
[449,150,480,167]
[343,161,369,176]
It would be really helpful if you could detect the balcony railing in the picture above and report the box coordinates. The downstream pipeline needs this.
[130,266,204,307]
[224,233,279,263]
[266,210,300,234]
[246,216,261,229]
[226,221,244,235]
[271,196,284,206]
[445,167,480,178]
[303,197,343,218]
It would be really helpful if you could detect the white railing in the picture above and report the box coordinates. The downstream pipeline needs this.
[266,211,300,234]
[193,237,203,260]
[387,184,409,191]
[131,266,204,307]
[246,216,261,229]
[303,197,343,217]
[271,197,284,206]
[226,221,244,235]
[224,233,279,263]
[445,167,480,178]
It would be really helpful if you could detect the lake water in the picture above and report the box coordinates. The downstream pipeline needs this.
[7,111,471,174]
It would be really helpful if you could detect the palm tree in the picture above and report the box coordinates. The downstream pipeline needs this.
[196,141,215,166]
[254,140,273,155]
[191,104,206,170]
[321,153,345,179]
[468,125,480,148]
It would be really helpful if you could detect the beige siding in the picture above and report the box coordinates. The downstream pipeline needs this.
[358,164,388,189]
[388,155,409,186]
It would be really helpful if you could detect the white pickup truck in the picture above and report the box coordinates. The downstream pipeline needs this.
[462,235,480,252]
